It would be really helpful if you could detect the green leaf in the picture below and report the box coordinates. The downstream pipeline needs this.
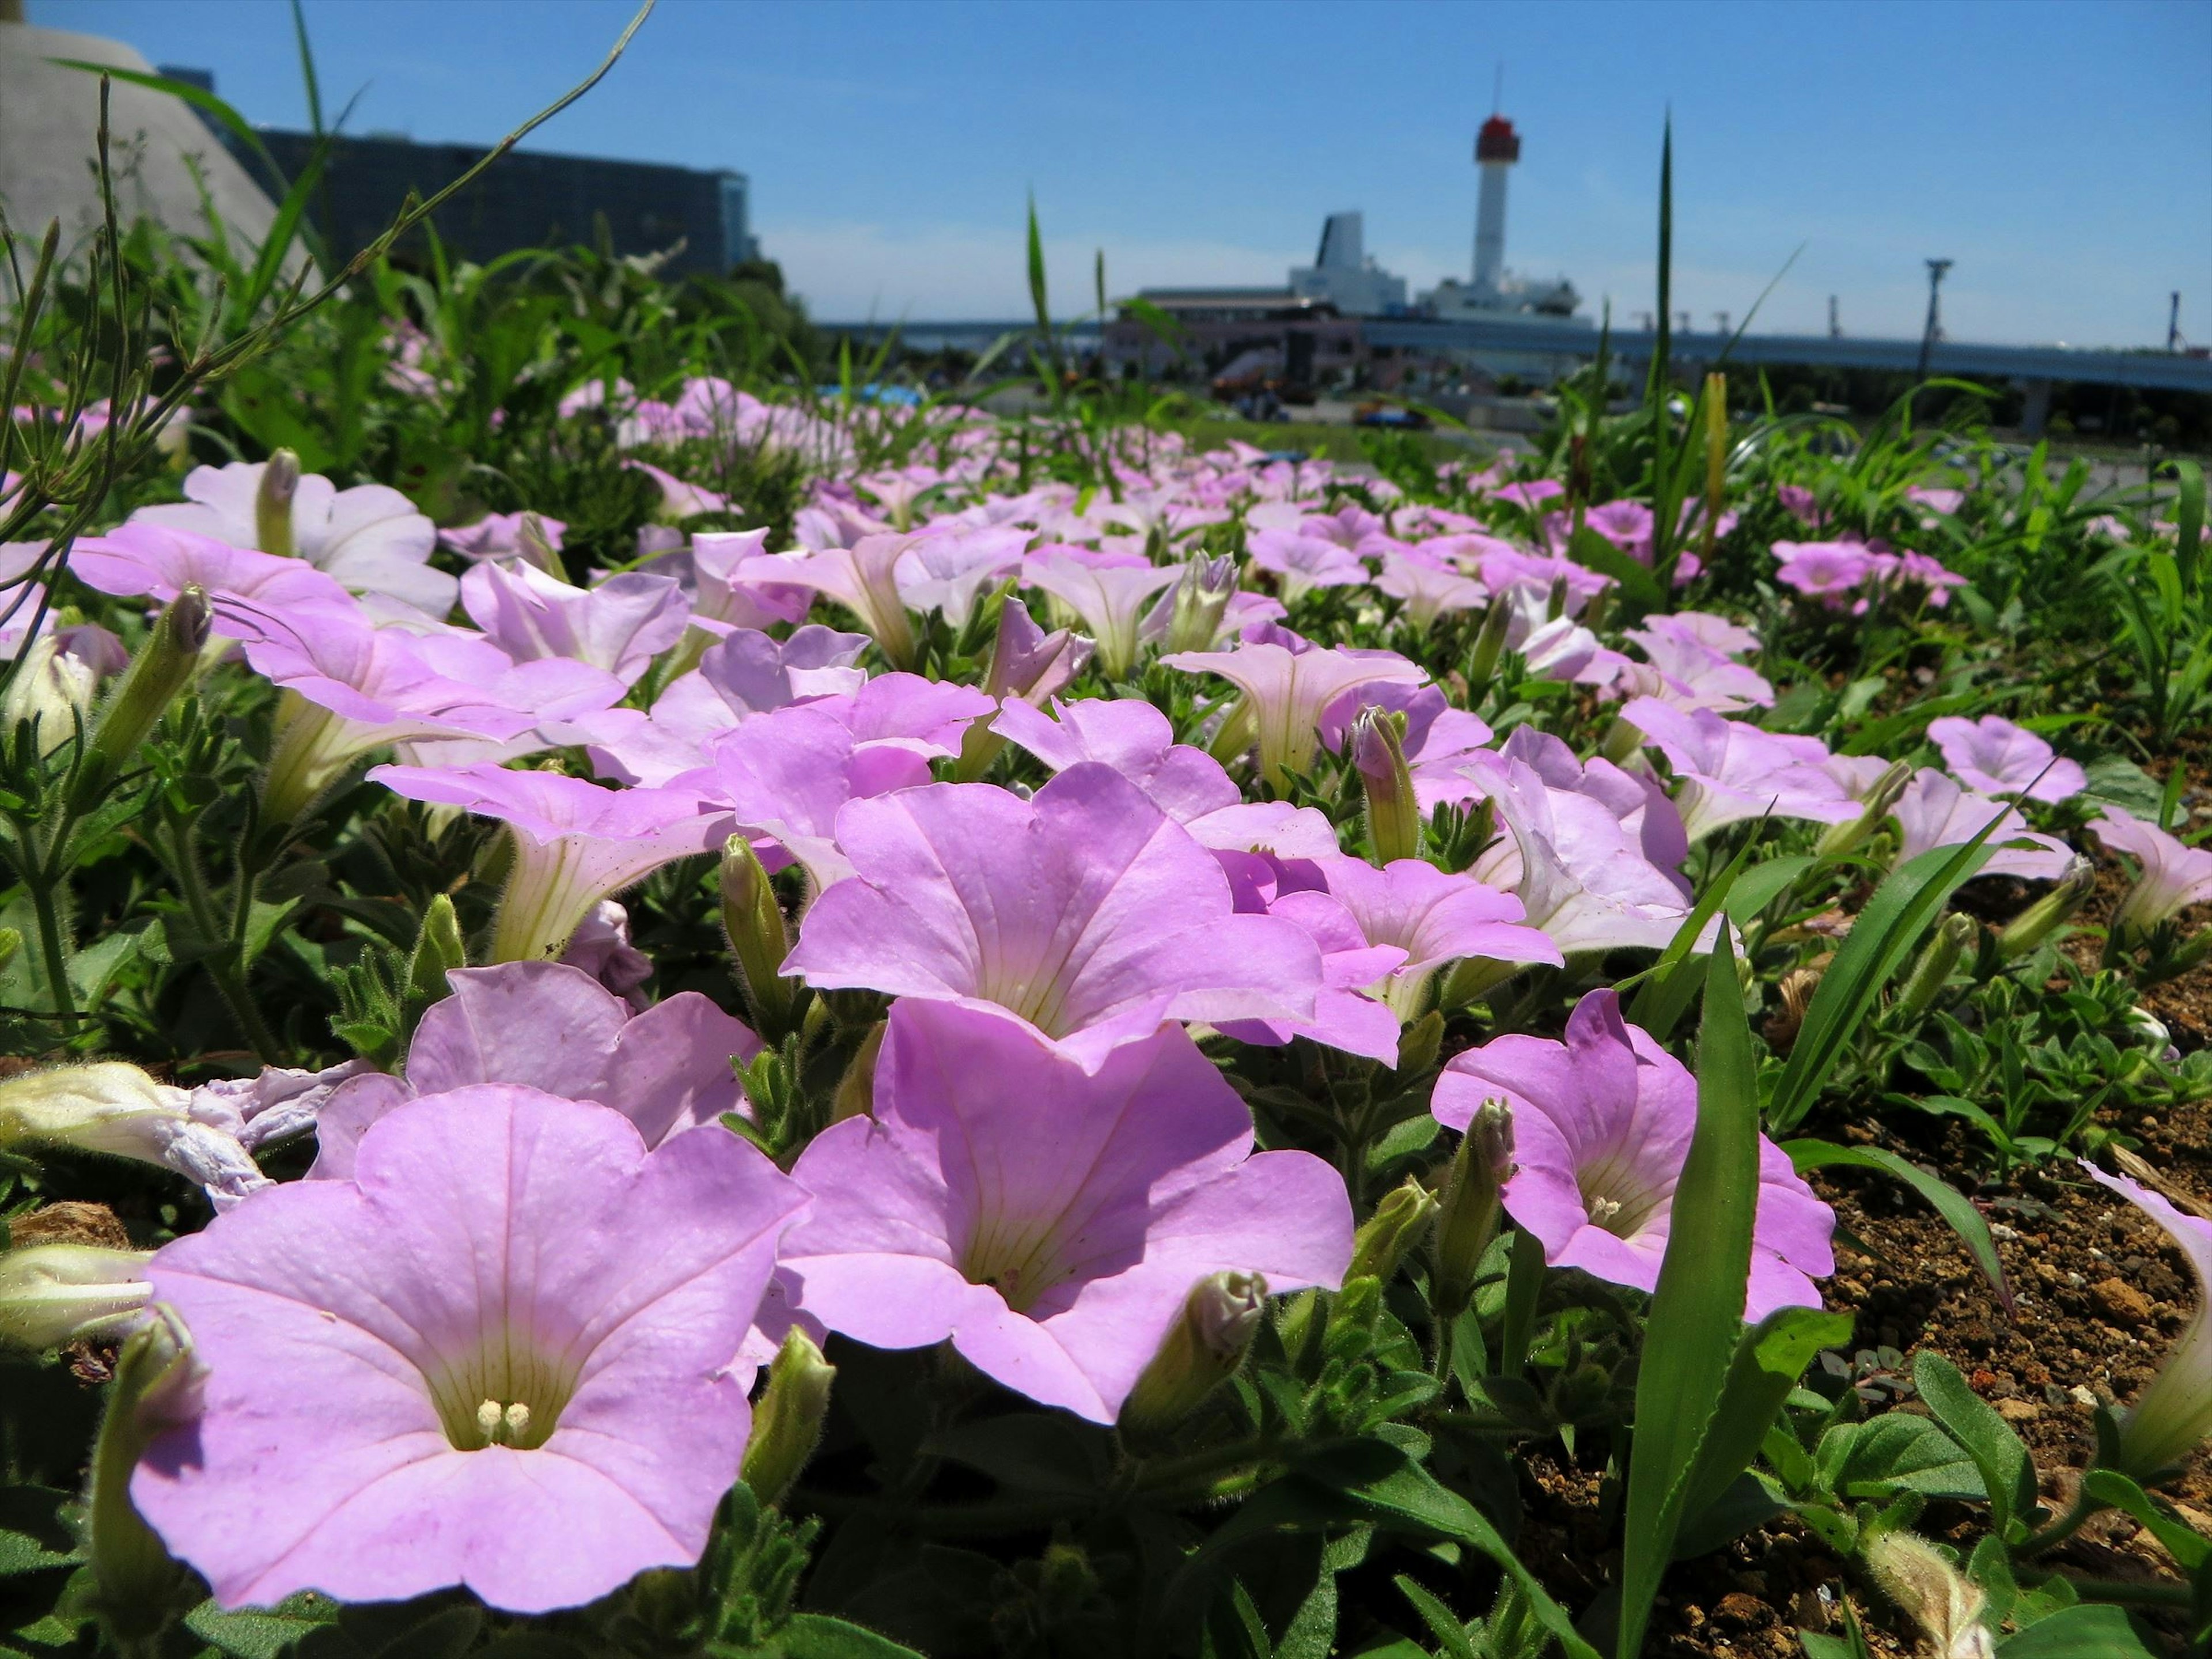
[1393,1575,1478,1659]
[1819,1413,1985,1501]
[1616,931,1761,1658]
[1723,854,1819,926]
[1626,825,1764,1039]
[182,1594,338,1658]
[1766,830,2003,1133]
[1676,1306,1854,1536]
[0,1487,79,1578]
[1996,1603,2158,1658]
[1783,1141,2012,1310]
[2081,1469,2211,1570]
[2172,457,2205,593]
[1566,527,1664,614]
[1911,1350,2037,1540]
[769,1612,932,1658]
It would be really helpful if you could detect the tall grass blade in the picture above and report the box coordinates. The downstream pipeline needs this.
[1616,930,1759,1658]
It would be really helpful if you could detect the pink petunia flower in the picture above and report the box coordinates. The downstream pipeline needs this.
[1433,990,1835,1319]
[367,765,733,964]
[1927,714,2085,803]
[1622,697,1859,840]
[778,998,1351,1423]
[131,460,453,618]
[311,960,760,1177]
[1891,770,2077,884]
[1023,551,1181,680]
[2091,808,2212,941]
[134,1086,806,1612]
[1162,640,1426,790]
[783,764,1325,1070]
[460,559,690,687]
[1247,527,1368,603]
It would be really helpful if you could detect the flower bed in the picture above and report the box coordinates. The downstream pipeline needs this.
[2,248,2209,1659]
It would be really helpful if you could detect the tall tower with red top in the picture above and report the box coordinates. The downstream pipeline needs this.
[1473,113,1520,296]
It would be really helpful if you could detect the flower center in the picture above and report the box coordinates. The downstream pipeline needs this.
[961,1217,1070,1314]
[1575,1149,1666,1241]
[423,1332,581,1452]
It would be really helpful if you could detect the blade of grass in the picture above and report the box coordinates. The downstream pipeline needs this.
[1783,1139,2013,1309]
[1616,929,1760,1658]
[1764,820,2008,1134]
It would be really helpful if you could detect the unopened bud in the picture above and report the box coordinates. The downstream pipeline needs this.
[1817,759,1913,857]
[1352,707,1420,866]
[1863,1531,1994,1659]
[254,450,301,559]
[1896,913,1978,1021]
[517,512,567,582]
[1346,1178,1440,1287]
[87,585,210,774]
[1545,574,1570,622]
[1465,597,1512,696]
[404,893,468,1013]
[3,634,103,756]
[1164,555,1237,654]
[741,1329,836,1507]
[1995,856,2094,958]
[1431,1100,1513,1319]
[1120,1270,1267,1437]
[86,1307,200,1639]
[1438,952,1521,1010]
[830,1020,884,1123]
[0,1243,151,1350]
[720,836,798,1041]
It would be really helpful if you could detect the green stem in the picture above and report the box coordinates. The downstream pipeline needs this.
[2018,1487,2103,1557]
[168,823,279,1062]
[22,842,79,1033]
[2058,1575,2196,1609]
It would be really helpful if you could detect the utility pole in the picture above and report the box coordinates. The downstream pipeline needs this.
[1916,259,1953,381]
[1713,311,1730,336]
[1828,294,1840,338]
[2171,291,2183,352]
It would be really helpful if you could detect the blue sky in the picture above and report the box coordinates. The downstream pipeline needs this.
[31,0,2212,346]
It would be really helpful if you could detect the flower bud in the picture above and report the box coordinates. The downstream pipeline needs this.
[404,892,468,1014]
[517,511,567,582]
[253,449,301,559]
[1995,855,2094,958]
[1545,574,1570,622]
[0,1062,269,1210]
[1816,758,1914,857]
[956,598,1093,782]
[1163,555,1237,654]
[1352,706,1420,866]
[86,585,210,774]
[1464,597,1512,696]
[720,835,799,1041]
[85,1306,201,1639]
[3,633,103,756]
[1438,952,1522,1011]
[0,1243,151,1350]
[740,1329,836,1508]
[1431,1100,1513,1319]
[1119,1269,1267,1438]
[1346,1177,1440,1287]
[1863,1531,1994,1659]
[1895,913,1978,1021]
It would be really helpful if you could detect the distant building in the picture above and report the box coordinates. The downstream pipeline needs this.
[139,63,759,277]
[1287,212,1408,317]
[249,129,758,276]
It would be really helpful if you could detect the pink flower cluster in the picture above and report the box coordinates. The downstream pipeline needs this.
[69,420,2123,1623]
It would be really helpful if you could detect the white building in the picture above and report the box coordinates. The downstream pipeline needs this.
[1287,211,1408,318]
[1418,115,1587,330]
